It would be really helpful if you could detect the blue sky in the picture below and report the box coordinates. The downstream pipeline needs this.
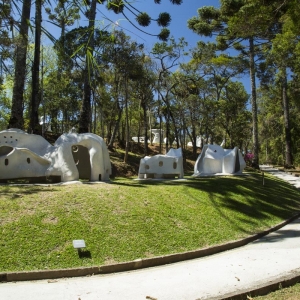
[96,0,221,50]
[43,0,251,94]
[43,0,219,50]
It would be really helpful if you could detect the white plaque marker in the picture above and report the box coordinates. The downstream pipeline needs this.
[73,240,86,249]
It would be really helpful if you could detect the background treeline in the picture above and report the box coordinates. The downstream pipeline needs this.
[0,0,299,167]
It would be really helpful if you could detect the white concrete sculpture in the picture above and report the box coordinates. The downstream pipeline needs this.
[151,129,164,144]
[39,116,52,133]
[131,136,149,143]
[163,137,180,145]
[0,129,111,183]
[193,144,246,176]
[138,147,184,179]
[187,136,203,148]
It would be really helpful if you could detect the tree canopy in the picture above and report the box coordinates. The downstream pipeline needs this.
[1,0,300,167]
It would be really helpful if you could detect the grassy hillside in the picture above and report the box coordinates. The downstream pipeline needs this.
[1,166,299,272]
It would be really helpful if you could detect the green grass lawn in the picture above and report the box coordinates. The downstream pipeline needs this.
[0,171,299,272]
[253,283,300,299]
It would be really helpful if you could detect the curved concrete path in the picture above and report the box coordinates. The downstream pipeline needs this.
[260,165,300,189]
[1,166,300,300]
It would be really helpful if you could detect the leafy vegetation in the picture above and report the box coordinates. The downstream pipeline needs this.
[0,169,299,272]
[253,283,300,299]
[1,0,300,274]
[1,1,300,169]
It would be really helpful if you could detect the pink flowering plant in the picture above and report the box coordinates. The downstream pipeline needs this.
[244,152,254,166]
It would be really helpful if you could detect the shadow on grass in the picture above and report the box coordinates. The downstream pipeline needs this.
[110,180,148,188]
[1,172,299,237]
[0,185,56,198]
[78,249,92,259]
[113,173,300,235]
[186,175,300,233]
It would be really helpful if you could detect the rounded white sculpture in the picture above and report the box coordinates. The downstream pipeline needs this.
[0,129,111,182]
[138,147,184,179]
[193,144,246,176]
[151,129,164,144]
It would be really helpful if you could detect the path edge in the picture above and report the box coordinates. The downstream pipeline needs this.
[1,212,300,283]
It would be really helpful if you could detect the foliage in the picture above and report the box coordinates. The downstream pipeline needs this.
[244,152,254,166]
[253,282,300,299]
[1,0,300,167]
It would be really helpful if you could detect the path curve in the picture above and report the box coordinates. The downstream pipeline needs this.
[1,166,300,300]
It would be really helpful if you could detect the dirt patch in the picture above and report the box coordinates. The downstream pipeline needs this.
[104,257,119,265]
[42,217,58,224]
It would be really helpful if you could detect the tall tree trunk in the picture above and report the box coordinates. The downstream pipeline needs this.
[9,0,31,129]
[159,113,162,154]
[281,69,293,167]
[78,0,97,133]
[164,96,170,153]
[165,111,170,153]
[149,108,152,146]
[124,76,129,163]
[108,101,123,149]
[249,36,259,168]
[141,98,148,156]
[29,0,42,134]
[191,126,197,159]
[169,109,179,148]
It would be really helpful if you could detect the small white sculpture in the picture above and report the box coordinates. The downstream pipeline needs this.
[69,127,77,133]
[0,129,111,182]
[151,129,164,144]
[39,116,52,132]
[138,147,184,179]
[132,136,150,143]
[187,136,203,148]
[193,144,246,176]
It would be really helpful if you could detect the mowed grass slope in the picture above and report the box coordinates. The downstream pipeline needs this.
[0,171,300,272]
[254,283,300,299]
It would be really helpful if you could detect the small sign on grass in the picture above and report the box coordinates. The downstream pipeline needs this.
[72,240,86,249]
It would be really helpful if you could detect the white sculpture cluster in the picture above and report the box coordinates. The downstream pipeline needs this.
[138,147,184,179]
[0,128,246,183]
[0,129,111,182]
[193,144,246,176]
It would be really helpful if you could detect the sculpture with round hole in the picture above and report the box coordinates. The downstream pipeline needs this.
[138,148,184,179]
[0,129,111,183]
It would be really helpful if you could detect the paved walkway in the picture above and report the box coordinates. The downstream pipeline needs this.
[1,166,300,300]
[260,165,300,189]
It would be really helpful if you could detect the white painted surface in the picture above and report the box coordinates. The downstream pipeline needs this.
[138,147,184,179]
[194,145,246,176]
[0,129,111,182]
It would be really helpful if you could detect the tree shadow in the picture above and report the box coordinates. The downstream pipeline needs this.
[252,218,300,244]
[171,174,300,234]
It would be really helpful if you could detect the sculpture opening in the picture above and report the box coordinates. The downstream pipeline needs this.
[0,129,111,183]
[193,144,246,176]
[71,145,91,180]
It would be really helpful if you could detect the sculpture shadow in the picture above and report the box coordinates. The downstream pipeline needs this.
[78,249,92,259]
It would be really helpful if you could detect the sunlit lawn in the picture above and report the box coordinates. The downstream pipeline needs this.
[0,171,299,272]
[253,283,300,300]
